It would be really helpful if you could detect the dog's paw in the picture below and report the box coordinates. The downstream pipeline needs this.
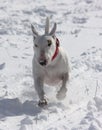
[56,88,67,100]
[56,92,66,100]
[38,99,48,107]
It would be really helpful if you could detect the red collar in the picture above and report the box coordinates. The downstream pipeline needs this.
[51,38,60,61]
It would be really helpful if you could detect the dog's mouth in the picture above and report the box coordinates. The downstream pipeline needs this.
[39,59,47,66]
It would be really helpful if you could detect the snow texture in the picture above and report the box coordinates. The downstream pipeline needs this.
[0,0,102,130]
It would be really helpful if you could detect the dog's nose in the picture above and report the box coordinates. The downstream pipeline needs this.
[39,60,47,66]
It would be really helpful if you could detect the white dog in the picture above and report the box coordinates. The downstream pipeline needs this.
[31,18,70,106]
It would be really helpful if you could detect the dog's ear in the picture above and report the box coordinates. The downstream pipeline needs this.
[31,24,38,39]
[49,23,57,36]
[45,17,49,35]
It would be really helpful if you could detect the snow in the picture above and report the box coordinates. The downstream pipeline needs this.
[0,0,102,130]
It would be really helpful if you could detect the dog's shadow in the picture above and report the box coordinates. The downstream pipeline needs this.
[0,98,41,118]
[0,98,66,118]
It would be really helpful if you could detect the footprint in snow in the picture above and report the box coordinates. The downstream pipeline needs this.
[21,117,33,125]
[20,117,33,130]
[0,63,5,70]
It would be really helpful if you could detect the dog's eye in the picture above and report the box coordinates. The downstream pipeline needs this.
[47,40,52,47]
[35,44,38,47]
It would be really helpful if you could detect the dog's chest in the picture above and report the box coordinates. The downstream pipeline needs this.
[44,67,62,86]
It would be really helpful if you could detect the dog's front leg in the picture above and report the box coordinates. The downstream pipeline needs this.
[56,73,69,100]
[34,77,47,106]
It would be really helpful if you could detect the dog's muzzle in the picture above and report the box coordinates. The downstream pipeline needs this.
[39,51,48,66]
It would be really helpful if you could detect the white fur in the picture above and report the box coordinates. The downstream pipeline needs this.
[31,18,70,104]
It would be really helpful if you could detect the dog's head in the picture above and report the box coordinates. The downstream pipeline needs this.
[31,18,58,66]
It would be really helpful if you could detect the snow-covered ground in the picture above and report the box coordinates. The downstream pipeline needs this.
[0,0,102,130]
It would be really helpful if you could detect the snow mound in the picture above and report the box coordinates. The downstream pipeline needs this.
[72,96,102,130]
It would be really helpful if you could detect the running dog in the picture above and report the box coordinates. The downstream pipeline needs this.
[31,18,70,106]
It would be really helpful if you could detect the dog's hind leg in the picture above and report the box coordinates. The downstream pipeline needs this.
[56,73,69,100]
